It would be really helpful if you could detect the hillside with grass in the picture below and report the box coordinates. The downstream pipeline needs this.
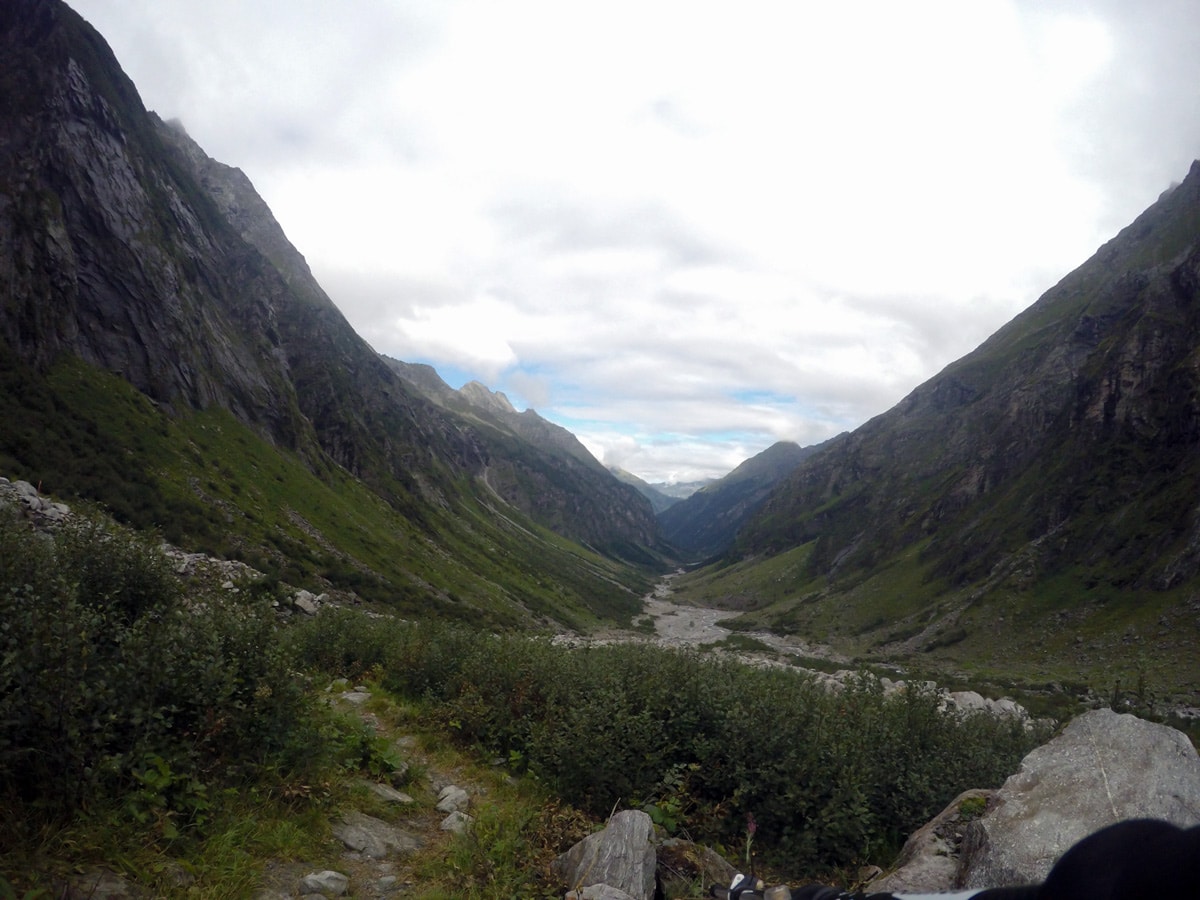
[5,2,1200,894]
[676,168,1200,700]
[658,440,831,561]
[0,0,667,631]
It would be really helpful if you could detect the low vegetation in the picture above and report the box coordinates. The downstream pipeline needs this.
[294,610,1046,869]
[0,509,1051,894]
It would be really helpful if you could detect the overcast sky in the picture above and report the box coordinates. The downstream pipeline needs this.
[69,0,1200,483]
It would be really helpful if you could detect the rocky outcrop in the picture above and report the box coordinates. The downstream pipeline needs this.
[0,477,70,526]
[871,709,1200,892]
[553,810,658,900]
[958,708,1200,888]
[867,789,994,894]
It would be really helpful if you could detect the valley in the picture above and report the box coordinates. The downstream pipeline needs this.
[5,3,1200,895]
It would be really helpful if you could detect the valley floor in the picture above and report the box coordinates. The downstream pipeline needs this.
[568,572,851,668]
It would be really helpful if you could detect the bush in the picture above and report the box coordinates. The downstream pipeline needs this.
[0,510,318,839]
[289,611,1047,871]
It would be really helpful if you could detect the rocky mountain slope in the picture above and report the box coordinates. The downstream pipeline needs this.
[383,359,664,557]
[607,467,682,514]
[658,439,827,560]
[0,0,664,628]
[694,165,1200,693]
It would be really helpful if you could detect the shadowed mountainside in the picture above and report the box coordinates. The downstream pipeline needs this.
[0,0,665,628]
[684,168,1200,694]
[658,439,829,561]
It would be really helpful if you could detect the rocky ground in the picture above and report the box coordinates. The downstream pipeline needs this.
[573,571,848,665]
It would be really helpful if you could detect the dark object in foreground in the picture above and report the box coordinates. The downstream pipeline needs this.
[713,818,1200,899]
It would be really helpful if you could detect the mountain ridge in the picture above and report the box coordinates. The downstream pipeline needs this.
[0,0,665,628]
[658,439,829,561]
[691,159,1200,693]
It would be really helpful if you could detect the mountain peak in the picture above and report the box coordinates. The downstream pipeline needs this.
[458,380,517,415]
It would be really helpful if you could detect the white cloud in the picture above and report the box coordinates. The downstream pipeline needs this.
[69,0,1200,481]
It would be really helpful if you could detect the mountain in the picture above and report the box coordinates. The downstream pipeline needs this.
[693,165,1200,694]
[383,360,664,559]
[0,0,664,629]
[608,467,680,514]
[658,440,826,560]
[653,479,714,499]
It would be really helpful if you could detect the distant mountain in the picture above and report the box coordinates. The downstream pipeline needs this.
[608,467,681,514]
[659,440,827,560]
[653,479,714,499]
[712,163,1200,692]
[0,0,664,628]
[384,361,665,558]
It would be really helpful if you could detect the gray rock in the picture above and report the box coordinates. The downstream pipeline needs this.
[294,589,320,615]
[553,809,656,900]
[869,789,994,893]
[299,870,350,896]
[436,784,470,813]
[332,811,423,859]
[440,810,474,833]
[365,781,415,804]
[960,708,1200,888]
[565,886,639,900]
[57,868,148,899]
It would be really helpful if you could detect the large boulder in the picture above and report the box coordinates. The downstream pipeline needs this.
[553,810,657,900]
[868,789,994,894]
[961,708,1200,888]
[871,708,1200,892]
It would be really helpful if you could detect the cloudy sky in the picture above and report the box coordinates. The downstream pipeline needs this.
[70,0,1200,483]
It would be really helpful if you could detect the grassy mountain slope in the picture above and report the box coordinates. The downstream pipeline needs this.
[384,359,666,561]
[0,0,659,629]
[678,170,1200,696]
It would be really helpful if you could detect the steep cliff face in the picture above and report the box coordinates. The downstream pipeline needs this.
[738,162,1200,597]
[0,0,308,445]
[0,0,661,571]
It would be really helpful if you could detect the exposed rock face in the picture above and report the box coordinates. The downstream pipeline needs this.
[0,0,306,441]
[734,158,1200,649]
[871,709,1200,892]
[868,789,994,894]
[0,0,662,570]
[959,708,1200,888]
[553,810,657,900]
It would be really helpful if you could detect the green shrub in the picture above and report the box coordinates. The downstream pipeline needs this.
[0,510,319,839]
[289,610,1047,871]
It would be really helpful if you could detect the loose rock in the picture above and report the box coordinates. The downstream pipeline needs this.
[332,811,423,859]
[440,810,474,833]
[299,870,350,896]
[436,784,470,813]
